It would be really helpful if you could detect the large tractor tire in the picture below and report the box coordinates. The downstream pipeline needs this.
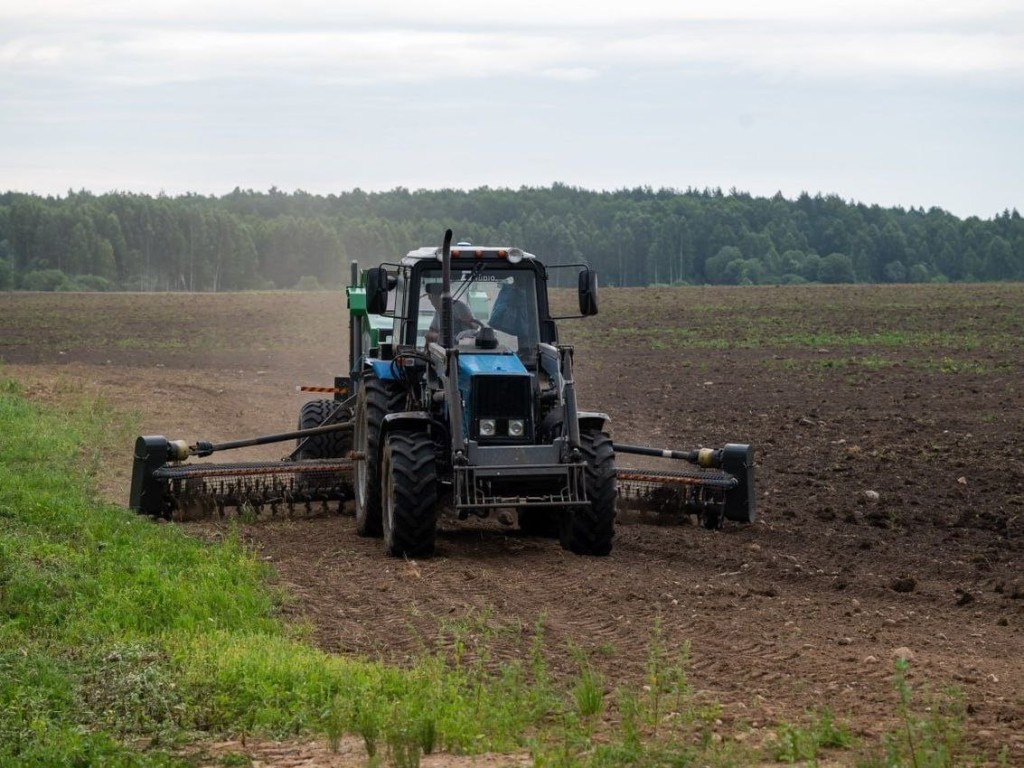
[381,431,438,558]
[559,430,616,556]
[354,373,404,537]
[295,399,351,459]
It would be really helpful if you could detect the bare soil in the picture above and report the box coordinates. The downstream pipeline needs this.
[3,285,1023,763]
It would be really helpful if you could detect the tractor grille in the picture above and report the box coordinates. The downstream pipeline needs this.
[473,375,531,417]
[471,375,533,442]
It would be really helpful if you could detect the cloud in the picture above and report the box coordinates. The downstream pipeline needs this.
[1,0,1022,218]
[2,0,1020,26]
[607,28,1024,80]
[1,29,589,86]
[4,27,1021,90]
[542,67,600,82]
[1,0,1022,88]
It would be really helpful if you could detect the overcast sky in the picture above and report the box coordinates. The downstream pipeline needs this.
[1,1,1021,218]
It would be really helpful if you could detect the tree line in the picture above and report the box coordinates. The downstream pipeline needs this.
[0,185,1021,291]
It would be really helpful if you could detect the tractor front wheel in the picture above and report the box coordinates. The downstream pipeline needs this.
[382,431,438,558]
[559,430,616,556]
[354,373,403,537]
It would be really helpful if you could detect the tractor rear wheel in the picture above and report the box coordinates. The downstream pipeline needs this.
[559,430,616,556]
[382,431,438,558]
[295,399,351,459]
[354,373,404,537]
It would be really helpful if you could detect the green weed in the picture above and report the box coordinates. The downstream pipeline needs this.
[877,658,970,767]
[933,357,988,375]
[569,647,605,721]
[771,708,852,763]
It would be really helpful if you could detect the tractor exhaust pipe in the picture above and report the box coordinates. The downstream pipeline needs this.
[440,228,454,349]
[437,229,466,456]
[349,260,361,375]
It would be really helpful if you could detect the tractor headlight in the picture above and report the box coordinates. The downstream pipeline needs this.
[479,418,497,437]
[508,419,525,438]
[507,247,524,264]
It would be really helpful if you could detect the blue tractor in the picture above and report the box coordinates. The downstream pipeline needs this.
[349,230,615,556]
[129,230,755,557]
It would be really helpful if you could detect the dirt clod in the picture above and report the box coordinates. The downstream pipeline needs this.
[892,647,916,662]
[957,591,977,606]
[891,576,917,593]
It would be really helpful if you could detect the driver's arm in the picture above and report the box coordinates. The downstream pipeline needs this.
[455,301,481,328]
[424,313,440,345]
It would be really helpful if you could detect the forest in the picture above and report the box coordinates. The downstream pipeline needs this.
[0,185,1021,291]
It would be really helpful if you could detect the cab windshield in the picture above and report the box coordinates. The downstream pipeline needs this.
[416,267,540,354]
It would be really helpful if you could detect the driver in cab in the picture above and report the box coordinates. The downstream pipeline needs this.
[423,282,480,345]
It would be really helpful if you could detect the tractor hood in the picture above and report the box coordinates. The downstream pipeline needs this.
[457,352,529,379]
[457,353,533,442]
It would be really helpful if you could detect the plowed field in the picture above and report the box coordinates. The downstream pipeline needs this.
[2,284,1022,762]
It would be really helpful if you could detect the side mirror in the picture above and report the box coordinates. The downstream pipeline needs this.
[365,266,390,314]
[578,269,599,316]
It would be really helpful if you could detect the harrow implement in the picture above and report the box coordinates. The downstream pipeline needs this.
[129,422,356,520]
[614,442,755,529]
[130,423,754,528]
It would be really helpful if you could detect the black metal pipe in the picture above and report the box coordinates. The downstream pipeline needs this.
[193,421,354,456]
[613,443,722,468]
[560,346,581,451]
[349,259,361,377]
[440,228,454,348]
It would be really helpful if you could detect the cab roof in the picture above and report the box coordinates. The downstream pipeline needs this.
[402,245,536,266]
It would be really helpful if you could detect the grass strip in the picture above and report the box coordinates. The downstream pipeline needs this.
[0,378,562,765]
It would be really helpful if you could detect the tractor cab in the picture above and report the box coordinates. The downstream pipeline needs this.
[364,244,597,369]
[414,266,541,355]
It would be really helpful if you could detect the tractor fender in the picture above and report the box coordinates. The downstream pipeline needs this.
[381,411,433,437]
[577,411,610,434]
